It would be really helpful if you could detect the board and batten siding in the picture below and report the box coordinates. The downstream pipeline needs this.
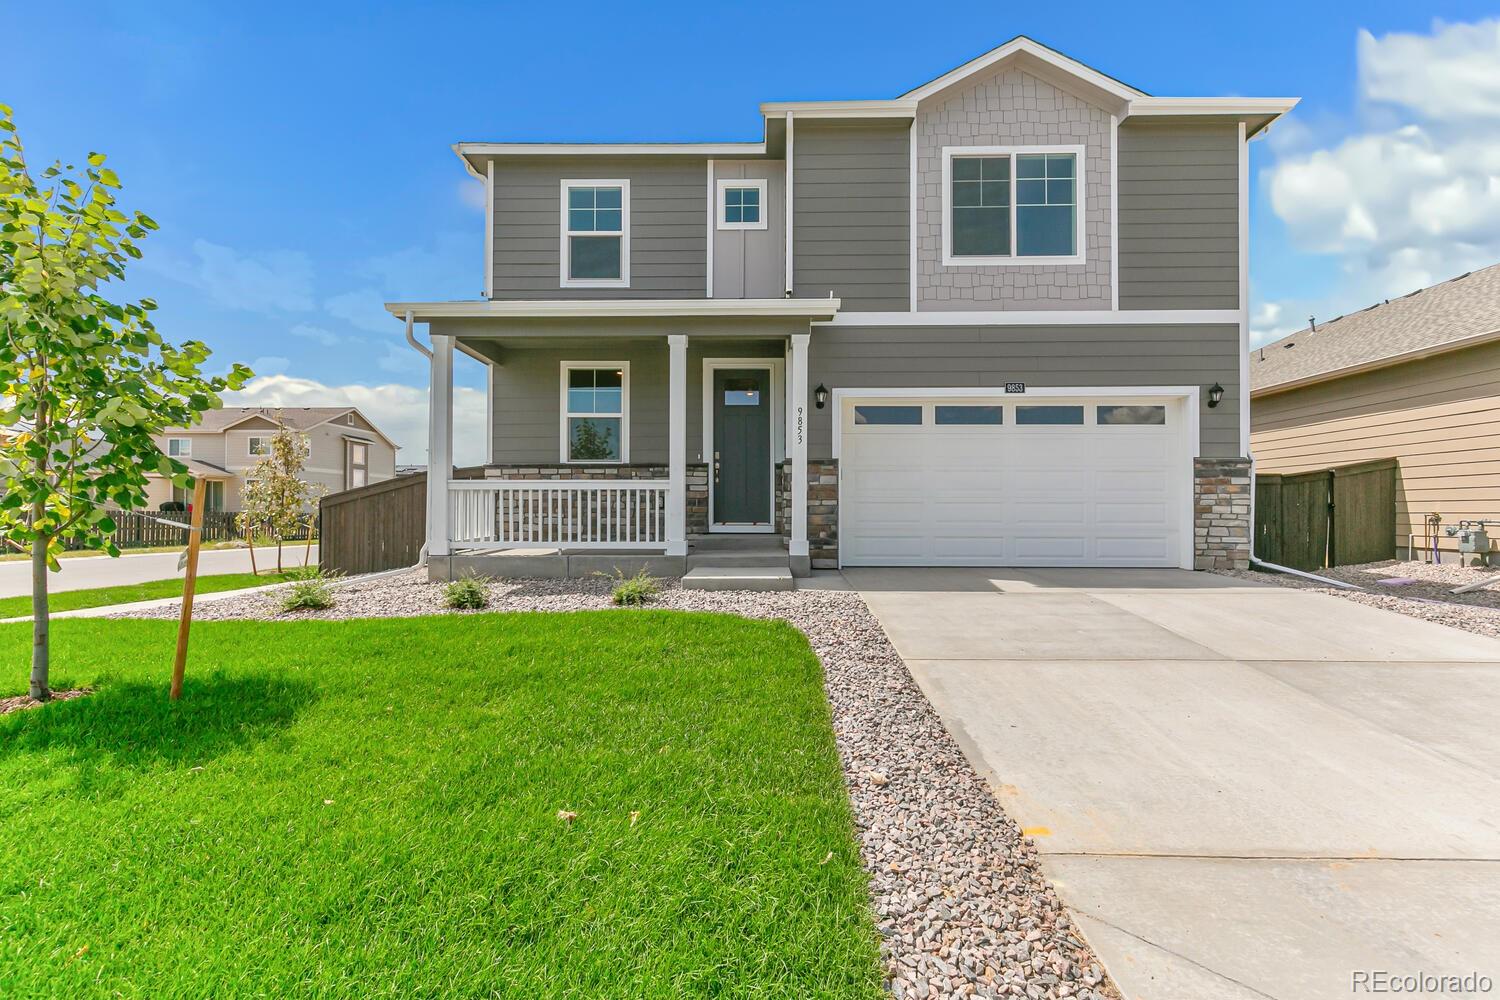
[1117,121,1240,310]
[491,157,706,299]
[711,160,785,299]
[806,323,1240,459]
[792,121,910,311]
[1252,340,1500,557]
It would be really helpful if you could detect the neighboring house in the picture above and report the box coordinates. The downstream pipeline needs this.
[1251,263,1500,561]
[145,407,398,512]
[388,36,1295,577]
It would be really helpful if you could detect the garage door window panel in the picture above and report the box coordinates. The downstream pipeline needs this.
[1097,405,1167,426]
[854,405,923,426]
[1016,405,1085,426]
[935,405,1003,425]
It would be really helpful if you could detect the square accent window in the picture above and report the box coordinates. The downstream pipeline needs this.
[935,405,1003,425]
[562,181,629,286]
[854,405,923,426]
[1016,405,1085,426]
[943,147,1082,264]
[562,364,628,463]
[1097,405,1167,426]
[247,436,270,456]
[166,437,191,458]
[717,178,768,230]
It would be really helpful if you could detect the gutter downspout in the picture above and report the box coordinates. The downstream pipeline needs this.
[405,309,433,567]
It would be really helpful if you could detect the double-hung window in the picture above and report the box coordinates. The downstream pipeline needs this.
[561,180,629,286]
[561,363,628,463]
[717,178,767,230]
[943,146,1083,264]
[347,441,369,489]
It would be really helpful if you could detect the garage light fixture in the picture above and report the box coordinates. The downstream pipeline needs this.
[814,383,829,409]
[1207,382,1224,408]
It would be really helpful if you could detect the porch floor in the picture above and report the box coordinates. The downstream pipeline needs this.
[432,534,803,582]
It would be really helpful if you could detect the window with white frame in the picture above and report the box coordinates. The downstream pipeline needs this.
[347,440,369,489]
[561,180,629,286]
[943,146,1083,264]
[561,363,628,463]
[247,436,270,457]
[167,437,191,458]
[717,178,767,230]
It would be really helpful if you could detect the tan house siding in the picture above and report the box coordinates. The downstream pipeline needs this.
[1251,339,1500,558]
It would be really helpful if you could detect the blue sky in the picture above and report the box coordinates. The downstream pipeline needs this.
[10,1,1500,462]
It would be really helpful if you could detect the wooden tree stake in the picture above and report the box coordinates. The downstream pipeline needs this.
[170,477,207,701]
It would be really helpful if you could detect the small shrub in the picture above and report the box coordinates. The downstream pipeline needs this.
[279,572,335,613]
[444,573,490,610]
[610,566,660,606]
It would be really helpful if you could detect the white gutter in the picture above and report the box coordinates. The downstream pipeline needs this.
[384,297,841,321]
[404,308,432,566]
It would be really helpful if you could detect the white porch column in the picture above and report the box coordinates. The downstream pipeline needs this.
[426,333,454,559]
[789,332,810,560]
[666,333,688,556]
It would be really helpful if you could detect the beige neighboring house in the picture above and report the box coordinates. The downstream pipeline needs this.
[144,406,398,512]
[1251,263,1500,560]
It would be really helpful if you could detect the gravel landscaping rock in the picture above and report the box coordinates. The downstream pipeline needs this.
[120,572,1118,998]
[1217,560,1500,641]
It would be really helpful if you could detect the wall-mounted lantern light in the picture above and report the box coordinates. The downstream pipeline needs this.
[1207,382,1224,408]
[814,383,829,409]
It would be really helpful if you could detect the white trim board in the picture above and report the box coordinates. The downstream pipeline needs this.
[1237,120,1250,459]
[386,298,841,321]
[814,309,1241,326]
[701,358,784,533]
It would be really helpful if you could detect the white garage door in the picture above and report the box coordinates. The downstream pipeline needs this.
[838,394,1191,568]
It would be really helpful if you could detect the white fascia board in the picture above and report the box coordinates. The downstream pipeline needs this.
[815,309,1242,326]
[1127,97,1300,116]
[456,141,766,158]
[384,298,842,321]
[901,37,1144,103]
[760,100,918,120]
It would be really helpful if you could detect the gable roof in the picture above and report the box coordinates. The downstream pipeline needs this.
[900,35,1146,104]
[1251,263,1500,396]
[165,406,397,451]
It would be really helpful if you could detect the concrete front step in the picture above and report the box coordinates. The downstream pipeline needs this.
[686,551,789,569]
[682,566,795,592]
[689,533,787,551]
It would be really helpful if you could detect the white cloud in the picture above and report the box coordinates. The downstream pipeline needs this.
[186,239,315,312]
[247,355,291,377]
[323,288,396,334]
[1359,20,1500,123]
[458,178,487,211]
[223,374,487,467]
[1258,18,1500,345]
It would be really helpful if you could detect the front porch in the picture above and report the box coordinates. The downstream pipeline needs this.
[408,298,841,580]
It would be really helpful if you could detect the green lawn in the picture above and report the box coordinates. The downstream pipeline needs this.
[0,573,297,618]
[0,613,882,998]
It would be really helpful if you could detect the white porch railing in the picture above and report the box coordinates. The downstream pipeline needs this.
[448,480,671,550]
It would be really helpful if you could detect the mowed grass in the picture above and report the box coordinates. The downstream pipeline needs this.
[0,573,298,618]
[0,613,882,999]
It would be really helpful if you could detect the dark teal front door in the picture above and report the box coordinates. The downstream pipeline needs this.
[712,368,772,525]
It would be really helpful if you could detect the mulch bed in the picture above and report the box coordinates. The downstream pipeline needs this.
[0,687,92,716]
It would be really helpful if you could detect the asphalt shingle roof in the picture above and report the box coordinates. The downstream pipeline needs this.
[1251,263,1500,393]
[171,406,354,433]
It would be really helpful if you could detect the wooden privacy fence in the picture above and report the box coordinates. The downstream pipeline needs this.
[63,510,308,551]
[1255,458,1397,571]
[319,473,428,575]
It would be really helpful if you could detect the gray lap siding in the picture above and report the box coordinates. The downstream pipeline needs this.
[804,323,1242,459]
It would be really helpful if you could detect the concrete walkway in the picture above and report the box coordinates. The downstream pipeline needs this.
[846,567,1500,1000]
[0,545,319,598]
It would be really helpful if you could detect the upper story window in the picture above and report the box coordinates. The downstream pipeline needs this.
[561,363,628,463]
[248,436,271,457]
[166,437,191,458]
[717,178,767,230]
[347,441,369,489]
[561,180,629,287]
[942,146,1083,265]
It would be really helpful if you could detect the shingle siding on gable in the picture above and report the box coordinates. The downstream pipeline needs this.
[913,68,1113,310]
[491,157,706,299]
[792,121,911,311]
[1117,120,1240,310]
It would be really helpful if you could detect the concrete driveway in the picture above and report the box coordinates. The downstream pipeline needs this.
[846,567,1500,1000]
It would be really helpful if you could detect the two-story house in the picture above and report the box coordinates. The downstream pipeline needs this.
[145,406,398,512]
[389,36,1295,580]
